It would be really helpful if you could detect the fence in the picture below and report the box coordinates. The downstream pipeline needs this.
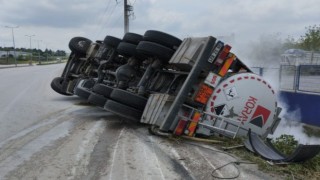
[281,51,320,65]
[251,65,320,94]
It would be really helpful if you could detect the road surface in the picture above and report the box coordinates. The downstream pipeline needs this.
[0,64,279,179]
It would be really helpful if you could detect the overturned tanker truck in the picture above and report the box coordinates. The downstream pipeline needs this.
[51,31,320,162]
[52,33,281,139]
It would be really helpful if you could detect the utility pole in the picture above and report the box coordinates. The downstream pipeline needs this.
[36,39,42,64]
[5,26,19,67]
[25,34,35,65]
[45,43,49,62]
[124,0,133,34]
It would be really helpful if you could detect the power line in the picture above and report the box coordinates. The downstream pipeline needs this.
[95,0,135,38]
[95,0,121,39]
[109,9,124,35]
[130,0,136,5]
[94,0,113,39]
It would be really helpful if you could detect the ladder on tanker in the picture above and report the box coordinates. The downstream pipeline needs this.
[177,104,244,139]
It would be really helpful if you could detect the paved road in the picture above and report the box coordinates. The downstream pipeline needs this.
[0,64,278,179]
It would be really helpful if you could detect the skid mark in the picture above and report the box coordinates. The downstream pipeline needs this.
[68,120,106,179]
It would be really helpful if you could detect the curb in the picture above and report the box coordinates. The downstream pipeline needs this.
[0,64,32,69]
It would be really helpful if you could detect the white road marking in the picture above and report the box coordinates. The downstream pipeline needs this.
[149,136,166,180]
[121,129,128,180]
[108,127,125,180]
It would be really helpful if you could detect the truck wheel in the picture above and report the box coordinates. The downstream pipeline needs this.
[136,41,174,62]
[88,92,108,107]
[104,36,122,47]
[50,77,72,96]
[104,100,142,122]
[74,87,91,99]
[122,33,143,45]
[69,37,92,55]
[82,79,96,88]
[117,42,137,57]
[143,30,182,50]
[110,89,148,110]
[92,84,114,98]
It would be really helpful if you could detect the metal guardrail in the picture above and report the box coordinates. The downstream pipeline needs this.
[281,51,320,65]
[251,65,320,94]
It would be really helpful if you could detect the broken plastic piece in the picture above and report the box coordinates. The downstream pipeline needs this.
[245,129,320,163]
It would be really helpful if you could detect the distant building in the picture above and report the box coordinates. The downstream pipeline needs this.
[0,50,30,58]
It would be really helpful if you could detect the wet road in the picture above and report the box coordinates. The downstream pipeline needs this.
[0,64,278,179]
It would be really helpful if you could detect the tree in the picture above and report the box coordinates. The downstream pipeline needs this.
[55,50,66,56]
[283,36,299,49]
[298,25,320,51]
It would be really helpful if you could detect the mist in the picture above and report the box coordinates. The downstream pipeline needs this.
[271,100,320,144]
[235,34,320,144]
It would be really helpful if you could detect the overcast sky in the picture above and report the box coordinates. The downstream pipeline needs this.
[0,0,319,55]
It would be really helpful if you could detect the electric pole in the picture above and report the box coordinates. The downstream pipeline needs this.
[124,0,133,34]
[25,34,35,65]
[36,39,42,65]
[5,26,19,67]
[45,43,50,61]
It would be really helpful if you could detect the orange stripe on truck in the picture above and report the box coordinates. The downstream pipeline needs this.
[174,119,188,135]
[187,111,201,136]
[218,54,235,76]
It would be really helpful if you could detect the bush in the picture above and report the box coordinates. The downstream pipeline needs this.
[271,134,298,155]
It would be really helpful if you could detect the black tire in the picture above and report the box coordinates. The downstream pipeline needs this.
[82,79,96,88]
[50,77,72,96]
[122,33,143,45]
[143,30,182,50]
[110,89,148,110]
[117,42,137,57]
[74,87,91,99]
[136,41,174,62]
[92,84,114,98]
[104,100,142,122]
[88,92,108,107]
[69,37,92,55]
[104,36,122,47]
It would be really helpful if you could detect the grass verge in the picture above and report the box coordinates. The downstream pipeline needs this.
[214,135,320,180]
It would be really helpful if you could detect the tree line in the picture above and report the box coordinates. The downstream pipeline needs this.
[247,24,320,64]
[0,46,66,57]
